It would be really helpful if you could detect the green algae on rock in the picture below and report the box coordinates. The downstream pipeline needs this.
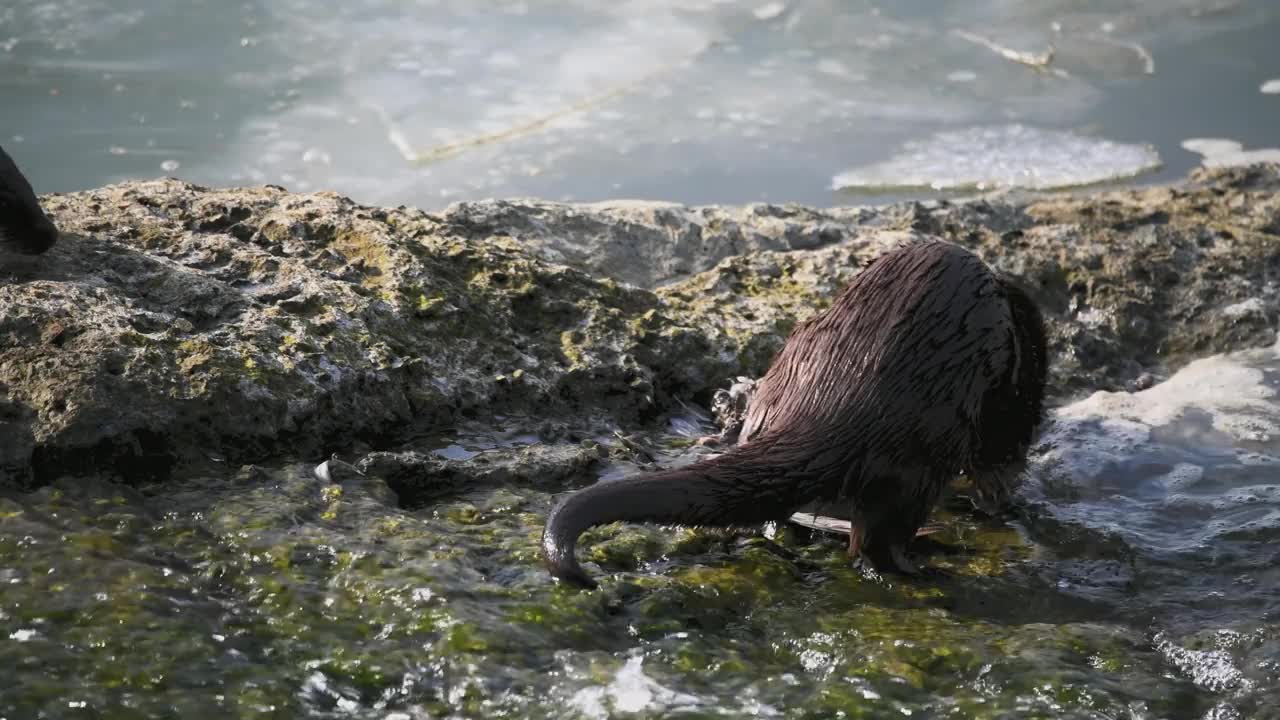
[10,458,1259,719]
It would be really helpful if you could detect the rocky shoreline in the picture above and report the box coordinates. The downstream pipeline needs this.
[2,164,1278,486]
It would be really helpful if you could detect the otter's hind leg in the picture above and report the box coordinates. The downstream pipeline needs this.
[848,506,923,576]
[855,534,922,576]
[847,519,865,559]
[852,468,951,576]
[868,521,927,576]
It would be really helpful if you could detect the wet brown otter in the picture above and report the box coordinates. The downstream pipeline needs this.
[0,144,59,255]
[542,238,1048,589]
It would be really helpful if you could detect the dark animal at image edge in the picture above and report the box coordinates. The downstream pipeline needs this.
[541,239,1048,589]
[0,144,59,255]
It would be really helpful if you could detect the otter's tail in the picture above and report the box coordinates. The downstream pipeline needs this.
[542,438,820,588]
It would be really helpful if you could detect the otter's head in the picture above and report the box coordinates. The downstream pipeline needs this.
[0,145,59,255]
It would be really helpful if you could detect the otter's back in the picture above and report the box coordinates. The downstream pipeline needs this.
[738,240,1015,474]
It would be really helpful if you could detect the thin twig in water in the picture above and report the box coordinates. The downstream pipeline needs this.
[787,512,945,538]
[952,29,1056,71]
[789,512,852,535]
[372,40,715,166]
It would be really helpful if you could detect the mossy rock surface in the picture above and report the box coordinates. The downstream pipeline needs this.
[4,165,1280,483]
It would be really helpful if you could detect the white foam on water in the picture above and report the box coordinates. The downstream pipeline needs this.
[9,629,40,642]
[1155,632,1251,693]
[1053,354,1277,442]
[568,654,702,718]
[1028,340,1280,555]
[1260,78,1280,94]
[831,124,1161,192]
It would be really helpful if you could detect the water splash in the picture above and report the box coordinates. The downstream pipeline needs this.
[1028,340,1280,559]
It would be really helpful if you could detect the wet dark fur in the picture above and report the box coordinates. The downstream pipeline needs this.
[0,144,59,255]
[542,239,1048,588]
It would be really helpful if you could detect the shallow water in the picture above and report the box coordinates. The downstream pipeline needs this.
[2,0,1279,208]
[2,344,1278,719]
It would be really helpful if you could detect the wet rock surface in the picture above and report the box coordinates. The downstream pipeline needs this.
[2,165,1278,485]
[0,166,1278,718]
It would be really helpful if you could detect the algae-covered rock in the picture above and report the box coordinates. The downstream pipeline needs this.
[654,164,1280,402]
[0,181,726,483]
[2,165,1279,484]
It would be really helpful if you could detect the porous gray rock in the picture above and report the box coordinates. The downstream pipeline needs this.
[1,164,1277,485]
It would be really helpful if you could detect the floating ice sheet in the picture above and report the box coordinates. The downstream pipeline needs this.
[5,0,1272,207]
[831,124,1161,192]
[1182,137,1280,168]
